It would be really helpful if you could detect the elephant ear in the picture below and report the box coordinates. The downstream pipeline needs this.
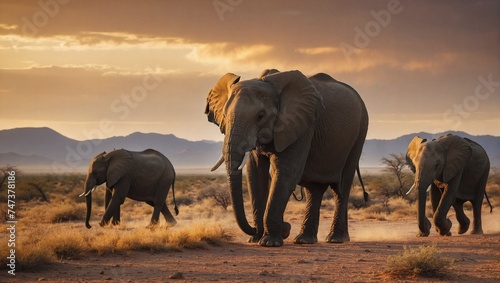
[263,70,321,152]
[258,68,280,78]
[105,149,134,189]
[438,135,472,182]
[406,136,427,173]
[205,73,241,134]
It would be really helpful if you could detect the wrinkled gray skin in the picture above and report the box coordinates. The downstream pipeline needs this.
[205,69,368,247]
[406,134,491,237]
[81,149,178,229]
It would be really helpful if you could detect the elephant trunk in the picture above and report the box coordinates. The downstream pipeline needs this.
[414,178,432,236]
[85,192,92,229]
[224,132,257,236]
[82,175,96,229]
[417,182,427,232]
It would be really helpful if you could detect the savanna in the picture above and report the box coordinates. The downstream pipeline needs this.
[0,167,499,282]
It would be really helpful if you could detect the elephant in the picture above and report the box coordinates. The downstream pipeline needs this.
[406,134,493,237]
[205,69,369,247]
[79,148,179,229]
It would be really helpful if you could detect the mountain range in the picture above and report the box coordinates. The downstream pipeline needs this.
[0,127,499,173]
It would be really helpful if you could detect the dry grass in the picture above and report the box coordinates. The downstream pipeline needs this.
[1,171,498,271]
[49,202,86,223]
[0,220,233,270]
[384,244,454,279]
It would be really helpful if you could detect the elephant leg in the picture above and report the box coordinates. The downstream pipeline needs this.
[246,151,270,243]
[144,201,162,228]
[101,193,125,227]
[453,199,470,234]
[294,183,328,244]
[105,187,112,209]
[260,141,310,247]
[105,187,120,225]
[326,183,348,243]
[327,164,358,243]
[433,178,459,236]
[471,199,484,234]
[112,205,121,225]
[471,170,488,234]
[259,173,295,246]
[429,184,441,233]
[429,184,442,214]
[160,202,177,226]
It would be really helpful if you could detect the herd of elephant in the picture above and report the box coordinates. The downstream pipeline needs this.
[80,69,493,247]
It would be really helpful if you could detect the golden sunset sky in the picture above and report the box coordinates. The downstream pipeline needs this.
[0,0,499,141]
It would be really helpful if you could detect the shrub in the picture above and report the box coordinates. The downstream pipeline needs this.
[46,230,87,260]
[384,245,453,279]
[49,202,86,223]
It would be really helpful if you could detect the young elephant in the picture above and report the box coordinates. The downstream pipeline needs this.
[80,149,179,229]
[406,134,492,237]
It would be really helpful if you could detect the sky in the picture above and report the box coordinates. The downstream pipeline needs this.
[0,0,499,142]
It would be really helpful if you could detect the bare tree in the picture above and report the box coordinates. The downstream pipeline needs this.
[0,166,18,191]
[28,182,50,202]
[381,153,409,197]
[201,187,231,211]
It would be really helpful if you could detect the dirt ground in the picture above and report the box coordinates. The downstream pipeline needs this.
[5,213,500,283]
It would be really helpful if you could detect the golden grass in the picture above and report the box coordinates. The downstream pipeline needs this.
[49,202,86,223]
[384,244,454,279]
[1,172,497,271]
[0,219,233,269]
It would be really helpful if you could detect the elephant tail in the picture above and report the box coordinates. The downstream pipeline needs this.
[356,165,369,205]
[171,178,179,216]
[484,190,493,213]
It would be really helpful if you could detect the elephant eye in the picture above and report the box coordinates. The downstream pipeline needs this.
[257,111,265,122]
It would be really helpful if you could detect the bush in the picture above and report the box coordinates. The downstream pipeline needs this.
[384,245,454,279]
[49,202,86,223]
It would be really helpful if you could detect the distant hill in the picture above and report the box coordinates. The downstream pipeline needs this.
[0,127,223,173]
[0,127,499,173]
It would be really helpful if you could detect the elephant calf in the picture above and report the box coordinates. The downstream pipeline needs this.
[406,134,493,237]
[80,149,179,229]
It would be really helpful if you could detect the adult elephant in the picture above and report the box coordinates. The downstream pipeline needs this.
[406,134,492,237]
[79,149,179,229]
[205,69,369,247]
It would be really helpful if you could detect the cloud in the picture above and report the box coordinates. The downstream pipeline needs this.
[0,0,498,140]
[186,42,274,73]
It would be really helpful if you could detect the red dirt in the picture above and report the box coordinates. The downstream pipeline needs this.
[5,214,500,282]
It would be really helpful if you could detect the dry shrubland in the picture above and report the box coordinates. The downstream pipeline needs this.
[0,168,499,270]
[384,244,454,279]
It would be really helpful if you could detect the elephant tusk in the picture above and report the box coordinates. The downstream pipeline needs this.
[80,186,97,197]
[406,183,416,195]
[426,184,432,193]
[238,151,251,170]
[211,155,224,172]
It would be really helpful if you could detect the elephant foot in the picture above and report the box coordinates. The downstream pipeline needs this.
[436,218,452,236]
[99,219,110,227]
[165,219,177,227]
[294,233,317,244]
[111,220,120,226]
[259,234,284,247]
[282,222,291,240]
[458,218,470,235]
[248,233,262,243]
[417,230,430,237]
[325,232,350,244]
[146,221,159,230]
[470,228,483,235]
